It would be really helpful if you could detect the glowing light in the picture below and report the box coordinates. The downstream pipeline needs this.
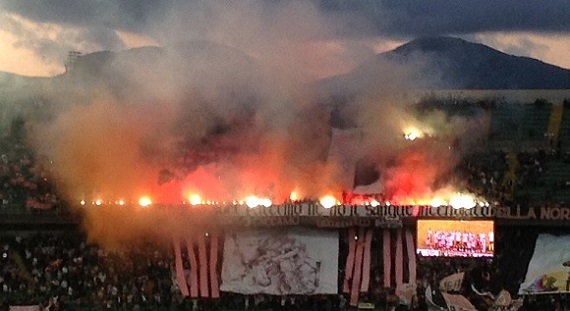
[189,194,202,206]
[139,196,152,207]
[430,198,445,208]
[449,193,476,209]
[245,196,272,208]
[260,198,272,208]
[289,191,299,201]
[245,196,260,208]
[404,127,423,141]
[118,200,125,206]
[95,199,102,206]
[370,200,380,207]
[385,201,391,206]
[80,200,86,206]
[319,195,337,209]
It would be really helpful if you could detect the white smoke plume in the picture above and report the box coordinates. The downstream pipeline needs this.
[9,1,488,246]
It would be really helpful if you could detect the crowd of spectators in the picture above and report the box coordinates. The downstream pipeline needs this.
[8,229,570,311]
[458,143,570,206]
[459,150,510,203]
[0,232,354,311]
[0,121,62,215]
[1,233,185,311]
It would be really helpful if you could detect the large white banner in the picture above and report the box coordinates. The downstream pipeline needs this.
[520,234,570,294]
[220,227,339,295]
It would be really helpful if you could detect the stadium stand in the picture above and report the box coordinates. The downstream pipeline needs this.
[2,97,570,311]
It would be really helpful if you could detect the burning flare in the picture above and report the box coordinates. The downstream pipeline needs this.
[448,193,478,209]
[188,194,202,206]
[138,196,152,207]
[289,191,299,201]
[403,127,424,141]
[244,196,272,208]
[319,195,338,209]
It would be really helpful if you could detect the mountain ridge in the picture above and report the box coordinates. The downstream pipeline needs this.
[2,37,570,91]
[381,36,570,89]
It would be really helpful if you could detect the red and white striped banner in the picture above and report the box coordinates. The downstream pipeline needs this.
[172,233,221,299]
[350,227,365,306]
[344,228,417,306]
[186,238,199,298]
[209,234,220,299]
[395,228,404,289]
[173,236,190,297]
[383,229,392,288]
[360,229,373,292]
[385,229,417,292]
[343,228,374,306]
[198,236,209,298]
[343,228,357,294]
[405,230,417,286]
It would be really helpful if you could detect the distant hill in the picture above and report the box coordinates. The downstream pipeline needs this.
[318,36,570,96]
[3,36,570,110]
[389,36,570,89]
[61,41,266,94]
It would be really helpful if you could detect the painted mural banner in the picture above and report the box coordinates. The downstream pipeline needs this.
[520,234,570,294]
[220,227,339,295]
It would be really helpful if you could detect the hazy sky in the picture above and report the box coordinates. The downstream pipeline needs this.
[1,0,569,77]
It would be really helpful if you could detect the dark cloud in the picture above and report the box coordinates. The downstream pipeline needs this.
[0,0,170,32]
[2,0,568,45]
[321,0,570,37]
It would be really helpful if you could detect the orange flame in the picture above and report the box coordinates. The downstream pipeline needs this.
[138,196,152,207]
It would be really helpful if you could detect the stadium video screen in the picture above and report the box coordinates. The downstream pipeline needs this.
[416,220,494,258]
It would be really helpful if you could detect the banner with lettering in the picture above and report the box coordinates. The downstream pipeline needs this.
[519,234,570,294]
[220,227,339,295]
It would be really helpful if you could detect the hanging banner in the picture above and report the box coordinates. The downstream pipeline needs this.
[220,227,338,295]
[520,234,570,294]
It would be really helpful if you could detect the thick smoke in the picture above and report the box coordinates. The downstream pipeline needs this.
[21,1,487,246]
[341,88,488,204]
[18,1,368,245]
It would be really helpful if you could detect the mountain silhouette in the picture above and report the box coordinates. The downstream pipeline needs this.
[318,36,570,96]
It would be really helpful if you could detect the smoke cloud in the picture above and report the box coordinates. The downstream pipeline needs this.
[18,1,487,247]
